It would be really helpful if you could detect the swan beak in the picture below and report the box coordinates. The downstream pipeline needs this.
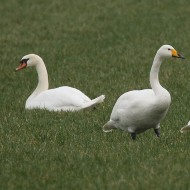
[16,63,27,71]
[172,49,185,59]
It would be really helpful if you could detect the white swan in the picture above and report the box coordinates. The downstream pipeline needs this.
[103,45,185,140]
[16,54,105,112]
[180,121,190,133]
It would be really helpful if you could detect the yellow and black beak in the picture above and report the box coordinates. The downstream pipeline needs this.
[172,49,185,59]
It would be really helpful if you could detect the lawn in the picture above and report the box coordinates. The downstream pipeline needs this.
[0,0,190,189]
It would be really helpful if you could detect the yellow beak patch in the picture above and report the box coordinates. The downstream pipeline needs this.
[171,49,179,57]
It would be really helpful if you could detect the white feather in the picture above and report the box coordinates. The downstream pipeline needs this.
[180,121,190,133]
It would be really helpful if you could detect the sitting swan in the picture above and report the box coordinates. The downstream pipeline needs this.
[103,45,185,140]
[16,54,105,112]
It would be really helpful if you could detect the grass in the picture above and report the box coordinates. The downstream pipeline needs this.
[0,0,190,189]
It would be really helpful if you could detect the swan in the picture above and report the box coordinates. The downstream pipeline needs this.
[16,54,105,112]
[103,45,185,140]
[180,121,190,133]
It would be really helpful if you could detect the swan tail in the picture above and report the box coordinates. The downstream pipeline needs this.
[82,95,105,109]
[91,95,105,104]
[103,120,116,133]
[180,124,190,133]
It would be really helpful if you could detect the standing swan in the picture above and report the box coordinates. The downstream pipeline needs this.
[103,45,185,140]
[16,54,105,112]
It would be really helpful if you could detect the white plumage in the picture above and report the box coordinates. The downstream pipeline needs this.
[103,45,184,139]
[16,54,105,112]
[180,121,190,133]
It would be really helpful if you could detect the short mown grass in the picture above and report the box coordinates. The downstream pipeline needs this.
[0,0,190,189]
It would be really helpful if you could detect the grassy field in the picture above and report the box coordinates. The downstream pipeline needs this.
[1,0,190,189]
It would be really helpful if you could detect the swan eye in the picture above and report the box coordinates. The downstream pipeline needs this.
[168,48,171,51]
[20,58,29,64]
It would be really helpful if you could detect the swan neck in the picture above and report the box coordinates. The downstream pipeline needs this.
[150,54,164,95]
[36,60,49,92]
[27,58,49,102]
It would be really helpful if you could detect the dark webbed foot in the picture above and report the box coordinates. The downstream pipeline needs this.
[131,133,136,140]
[154,128,160,137]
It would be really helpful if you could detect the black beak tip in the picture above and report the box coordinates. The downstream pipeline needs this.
[179,54,185,59]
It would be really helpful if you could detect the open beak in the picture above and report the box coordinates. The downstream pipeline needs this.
[16,62,27,71]
[172,49,185,59]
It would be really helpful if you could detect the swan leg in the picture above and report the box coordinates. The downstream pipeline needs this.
[130,133,136,140]
[154,128,160,137]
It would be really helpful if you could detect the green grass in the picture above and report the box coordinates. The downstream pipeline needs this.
[1,0,190,189]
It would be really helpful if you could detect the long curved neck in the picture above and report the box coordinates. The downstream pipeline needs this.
[150,53,164,95]
[27,59,49,102]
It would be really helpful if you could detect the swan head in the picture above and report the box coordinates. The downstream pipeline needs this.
[16,54,43,71]
[157,45,185,59]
